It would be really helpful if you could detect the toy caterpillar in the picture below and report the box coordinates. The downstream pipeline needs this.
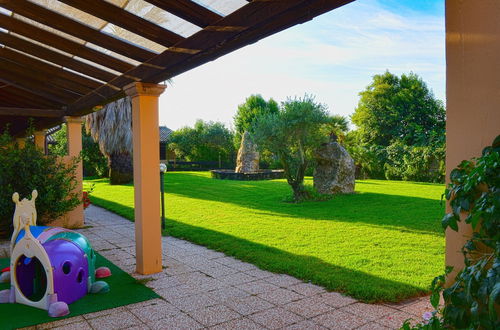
[0,190,111,317]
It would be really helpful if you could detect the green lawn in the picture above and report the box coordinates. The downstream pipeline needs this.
[86,172,445,303]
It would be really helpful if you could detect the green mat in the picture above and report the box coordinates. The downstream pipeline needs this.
[0,253,159,329]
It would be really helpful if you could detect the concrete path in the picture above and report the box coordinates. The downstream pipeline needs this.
[3,205,432,329]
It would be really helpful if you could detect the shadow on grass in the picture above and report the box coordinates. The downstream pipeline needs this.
[163,172,444,235]
[164,219,427,303]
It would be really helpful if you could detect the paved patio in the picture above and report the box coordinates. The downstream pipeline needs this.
[1,205,432,329]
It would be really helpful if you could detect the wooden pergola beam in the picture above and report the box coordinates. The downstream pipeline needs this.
[0,32,117,83]
[59,0,184,48]
[0,13,134,73]
[0,0,156,62]
[0,107,65,118]
[0,48,101,91]
[144,0,223,27]
[0,86,60,108]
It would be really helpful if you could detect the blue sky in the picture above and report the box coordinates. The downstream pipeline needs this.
[160,0,445,130]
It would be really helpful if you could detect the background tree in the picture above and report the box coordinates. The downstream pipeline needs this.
[168,120,235,164]
[85,97,133,184]
[252,95,329,201]
[346,71,446,182]
[233,94,279,147]
[351,71,445,147]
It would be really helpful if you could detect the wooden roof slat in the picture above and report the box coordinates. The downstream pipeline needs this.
[0,31,117,82]
[0,107,65,118]
[0,48,101,91]
[144,0,223,27]
[0,60,83,102]
[0,76,70,105]
[58,0,185,48]
[67,0,354,115]
[0,0,157,62]
[0,13,134,73]
[0,86,59,108]
[0,58,90,96]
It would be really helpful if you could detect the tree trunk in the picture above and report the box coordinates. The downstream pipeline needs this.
[109,152,133,184]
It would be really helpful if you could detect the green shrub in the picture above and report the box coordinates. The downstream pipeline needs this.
[0,130,81,237]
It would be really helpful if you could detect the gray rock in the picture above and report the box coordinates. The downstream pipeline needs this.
[235,131,260,173]
[313,141,355,194]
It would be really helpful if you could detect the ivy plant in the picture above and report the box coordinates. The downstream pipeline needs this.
[402,135,499,329]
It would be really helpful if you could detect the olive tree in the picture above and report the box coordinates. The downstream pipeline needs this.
[252,95,329,201]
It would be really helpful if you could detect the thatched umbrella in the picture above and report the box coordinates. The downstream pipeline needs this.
[85,97,133,184]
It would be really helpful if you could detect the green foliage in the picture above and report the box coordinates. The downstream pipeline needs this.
[252,95,330,201]
[168,120,235,164]
[402,135,500,329]
[352,71,445,147]
[0,129,81,235]
[49,124,108,177]
[233,94,279,147]
[346,71,446,183]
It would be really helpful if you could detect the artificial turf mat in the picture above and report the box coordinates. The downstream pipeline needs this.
[0,253,159,329]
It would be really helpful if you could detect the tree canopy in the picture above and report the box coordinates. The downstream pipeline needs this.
[351,71,445,147]
[252,95,329,201]
[234,94,279,142]
[168,120,234,163]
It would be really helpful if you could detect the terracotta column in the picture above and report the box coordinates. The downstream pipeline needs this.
[64,116,84,228]
[33,130,46,152]
[124,82,166,274]
[445,0,500,279]
[15,138,25,148]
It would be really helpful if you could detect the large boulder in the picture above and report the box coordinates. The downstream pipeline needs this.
[314,141,355,194]
[235,131,259,173]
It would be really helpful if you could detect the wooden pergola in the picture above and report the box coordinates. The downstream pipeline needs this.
[0,0,499,277]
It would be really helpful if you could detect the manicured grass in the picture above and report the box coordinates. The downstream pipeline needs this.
[0,253,158,329]
[86,172,445,302]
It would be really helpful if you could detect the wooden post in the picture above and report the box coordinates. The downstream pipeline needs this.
[124,82,166,275]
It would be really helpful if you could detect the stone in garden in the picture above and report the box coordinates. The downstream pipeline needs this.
[314,139,355,194]
[235,131,260,173]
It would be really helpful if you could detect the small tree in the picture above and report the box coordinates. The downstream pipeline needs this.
[252,95,329,201]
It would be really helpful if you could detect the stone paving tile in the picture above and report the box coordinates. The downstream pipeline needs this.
[376,310,419,329]
[284,320,328,330]
[51,321,93,330]
[37,316,85,329]
[209,317,265,330]
[188,305,241,327]
[244,268,275,279]
[319,292,357,308]
[218,272,256,285]
[399,297,434,317]
[312,309,369,329]
[340,302,396,322]
[226,261,259,272]
[147,313,203,330]
[169,293,217,312]
[128,300,180,321]
[223,295,275,316]
[146,276,183,290]
[238,279,280,295]
[357,322,391,330]
[289,282,326,296]
[283,296,334,318]
[257,287,303,305]
[87,310,143,329]
[156,284,204,301]
[264,274,302,288]
[248,307,304,329]
[206,286,251,303]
